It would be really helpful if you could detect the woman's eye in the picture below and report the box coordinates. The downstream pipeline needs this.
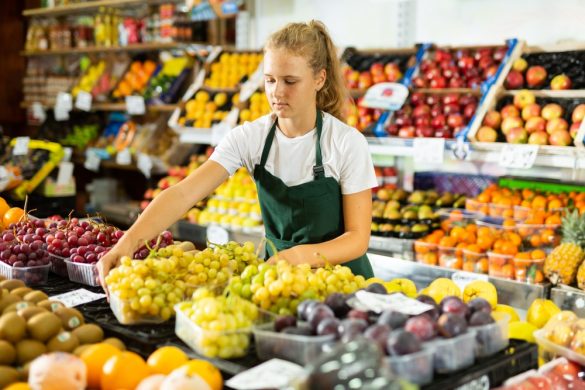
[265,78,275,84]
[285,80,296,85]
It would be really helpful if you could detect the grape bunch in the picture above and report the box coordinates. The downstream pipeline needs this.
[176,287,260,359]
[228,260,367,316]
[0,219,50,268]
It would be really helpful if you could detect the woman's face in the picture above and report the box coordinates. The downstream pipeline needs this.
[264,47,325,120]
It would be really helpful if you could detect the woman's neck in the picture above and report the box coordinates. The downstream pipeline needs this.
[277,109,317,138]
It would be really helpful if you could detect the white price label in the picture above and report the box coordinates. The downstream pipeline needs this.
[84,150,101,172]
[225,359,305,390]
[125,96,146,115]
[75,91,92,111]
[51,288,106,308]
[575,120,585,148]
[451,271,489,290]
[62,147,73,162]
[413,137,445,165]
[31,102,46,122]
[455,374,490,390]
[239,62,264,102]
[54,107,70,121]
[55,92,73,111]
[137,153,153,178]
[207,224,229,245]
[353,291,434,315]
[361,82,409,110]
[56,161,74,186]
[13,137,30,156]
[499,144,539,169]
[115,148,132,165]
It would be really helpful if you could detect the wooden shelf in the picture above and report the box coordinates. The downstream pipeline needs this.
[21,101,177,113]
[23,0,184,17]
[21,42,198,57]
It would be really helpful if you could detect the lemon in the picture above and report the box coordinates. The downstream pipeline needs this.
[526,299,560,329]
[508,321,537,343]
[494,304,520,323]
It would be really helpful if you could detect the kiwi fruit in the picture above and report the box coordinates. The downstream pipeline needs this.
[17,306,47,321]
[0,294,20,312]
[3,301,33,314]
[73,344,92,357]
[47,331,80,353]
[27,312,62,342]
[36,299,65,312]
[0,365,20,388]
[15,339,46,364]
[18,361,32,381]
[0,279,25,291]
[72,324,104,344]
[0,312,26,343]
[103,337,126,351]
[54,307,85,330]
[0,340,16,365]
[10,287,33,298]
[23,290,48,304]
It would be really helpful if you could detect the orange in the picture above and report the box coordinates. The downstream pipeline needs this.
[147,346,189,375]
[545,214,562,225]
[532,196,547,209]
[533,270,544,283]
[3,207,24,226]
[439,236,456,248]
[466,243,481,254]
[0,197,9,219]
[531,249,546,260]
[449,226,466,241]
[529,234,542,248]
[81,343,122,389]
[101,351,151,390]
[522,188,535,200]
[4,384,31,390]
[460,231,477,245]
[500,241,518,256]
[477,193,491,203]
[515,252,531,260]
[173,359,223,390]
[449,210,463,222]
[501,264,515,279]
[548,198,563,211]
[508,232,522,247]
[478,258,489,273]
[503,218,516,227]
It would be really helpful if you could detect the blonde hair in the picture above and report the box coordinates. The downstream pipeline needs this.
[265,20,347,120]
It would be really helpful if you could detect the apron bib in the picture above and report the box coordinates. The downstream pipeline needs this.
[253,110,373,278]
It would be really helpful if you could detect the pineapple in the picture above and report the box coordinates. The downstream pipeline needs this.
[544,210,585,286]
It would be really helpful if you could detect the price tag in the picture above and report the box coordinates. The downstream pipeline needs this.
[115,148,132,165]
[499,144,539,169]
[413,137,445,165]
[51,289,106,308]
[54,106,70,121]
[361,82,409,110]
[575,120,585,148]
[62,147,73,162]
[31,102,46,122]
[207,225,229,245]
[352,291,434,315]
[75,91,92,112]
[0,166,9,192]
[56,161,74,186]
[84,149,101,172]
[451,271,489,290]
[137,153,153,178]
[239,62,264,102]
[125,96,146,115]
[225,359,305,390]
[55,92,73,111]
[12,137,30,156]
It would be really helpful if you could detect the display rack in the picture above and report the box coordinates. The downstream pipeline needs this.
[23,0,185,17]
[551,286,585,317]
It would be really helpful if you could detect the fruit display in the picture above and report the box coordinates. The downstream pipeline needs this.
[340,48,412,89]
[472,90,584,146]
[177,90,235,129]
[412,45,508,89]
[238,92,271,124]
[505,50,585,90]
[545,210,585,286]
[535,311,585,367]
[344,97,385,132]
[385,92,480,139]
[204,51,263,90]
[499,357,585,390]
[111,59,157,99]
[143,56,192,104]
[0,198,24,231]
[71,60,106,98]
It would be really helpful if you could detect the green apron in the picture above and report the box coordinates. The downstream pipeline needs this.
[253,110,374,278]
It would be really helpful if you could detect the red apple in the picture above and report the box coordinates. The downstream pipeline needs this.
[384,63,403,82]
[467,77,483,89]
[477,126,498,142]
[478,56,493,70]
[484,65,499,79]
[358,72,373,89]
[505,70,524,89]
[475,48,493,59]
[546,117,569,135]
[415,116,432,127]
[358,106,371,117]
[439,59,454,69]
[449,77,466,88]
[430,105,443,118]
[526,66,547,88]
[413,105,431,118]
[443,103,460,115]
[550,74,572,90]
[493,47,507,61]
[426,95,440,106]
[457,56,475,70]
[435,49,452,62]
[442,94,460,105]
[347,70,360,88]
[425,68,442,81]
[417,125,435,138]
[573,104,585,123]
[434,126,453,138]
[528,131,549,145]
[463,103,477,119]
[431,114,447,129]
[501,104,520,118]
[541,103,564,120]
[430,77,447,88]
[512,58,528,72]
[386,124,399,136]
[513,90,536,109]
[525,117,546,133]
[549,129,572,146]
[370,62,384,76]
[506,127,528,144]
[442,66,457,79]
[410,92,425,106]
[372,73,387,84]
[570,122,581,138]
[412,76,427,88]
[447,113,464,128]
[460,94,477,106]
[395,116,412,127]
[521,103,541,121]
[483,110,502,129]
[398,126,416,138]
[420,59,435,72]
[501,117,524,135]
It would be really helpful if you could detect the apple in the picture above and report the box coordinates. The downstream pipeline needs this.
[478,56,493,70]
[501,104,520,118]
[412,76,427,88]
[420,59,434,72]
[394,116,412,127]
[475,48,493,60]
[512,58,528,72]
[467,77,483,89]
[477,126,498,142]
[386,124,400,136]
[415,116,432,127]
[425,67,442,81]
[525,117,546,133]
[449,77,466,88]
[501,117,524,135]
[526,66,547,88]
[384,63,403,82]
[485,65,499,79]
[546,117,569,135]
[431,114,447,129]
[572,104,585,123]
[443,94,460,105]
[550,74,572,90]
[505,70,524,89]
[398,126,416,138]
[434,126,453,138]
[463,103,477,119]
[447,113,464,128]
[528,131,549,145]
[521,103,541,121]
[570,122,581,138]
[443,103,460,115]
[358,72,373,89]
[416,125,435,138]
[430,105,443,118]
[483,110,502,129]
[430,77,447,88]
[439,60,453,70]
[347,70,360,88]
[549,129,573,146]
[541,103,564,120]
[371,62,384,76]
[442,67,456,79]
[410,92,425,106]
[413,105,431,118]
[372,73,386,84]
[513,90,536,109]
[457,56,475,70]
[459,95,477,106]
[426,95,440,106]
[506,127,528,144]
[494,47,507,62]
[435,49,452,62]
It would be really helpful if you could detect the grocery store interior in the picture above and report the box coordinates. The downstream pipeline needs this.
[2,0,585,389]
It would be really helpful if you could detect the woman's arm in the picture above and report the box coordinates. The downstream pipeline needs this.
[269,189,372,266]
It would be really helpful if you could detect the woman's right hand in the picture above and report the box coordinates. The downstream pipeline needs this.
[97,247,126,298]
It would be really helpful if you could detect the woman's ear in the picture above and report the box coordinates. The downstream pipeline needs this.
[315,68,326,91]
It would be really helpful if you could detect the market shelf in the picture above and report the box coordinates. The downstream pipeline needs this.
[23,0,184,17]
[368,254,550,310]
[21,41,203,56]
[172,220,265,253]
[20,101,178,113]
[100,201,142,227]
[550,286,585,317]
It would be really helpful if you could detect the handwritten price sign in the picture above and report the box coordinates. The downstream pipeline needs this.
[499,144,539,169]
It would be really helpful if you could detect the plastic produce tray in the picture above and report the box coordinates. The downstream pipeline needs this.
[48,253,68,277]
[65,260,100,287]
[0,261,50,285]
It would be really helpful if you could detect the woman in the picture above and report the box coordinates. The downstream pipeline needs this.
[97,20,377,290]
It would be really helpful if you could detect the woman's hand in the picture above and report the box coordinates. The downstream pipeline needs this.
[267,246,309,265]
[96,245,129,298]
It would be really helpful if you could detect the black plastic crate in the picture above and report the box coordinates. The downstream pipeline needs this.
[422,339,537,390]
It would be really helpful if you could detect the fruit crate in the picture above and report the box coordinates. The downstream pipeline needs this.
[414,171,496,198]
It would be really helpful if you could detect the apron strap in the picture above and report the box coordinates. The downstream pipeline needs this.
[259,120,277,167]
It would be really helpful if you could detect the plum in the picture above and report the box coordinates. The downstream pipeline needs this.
[366,283,387,295]
[468,311,495,327]
[308,304,335,332]
[405,314,437,341]
[377,310,408,329]
[437,313,468,338]
[416,294,440,320]
[298,299,319,320]
[347,309,369,322]
[324,293,350,318]
[317,317,341,338]
[364,324,391,353]
[338,318,369,342]
[274,315,297,332]
[468,298,492,317]
[440,296,469,318]
[387,330,422,356]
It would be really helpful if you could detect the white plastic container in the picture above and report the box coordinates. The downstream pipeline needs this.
[534,329,585,366]
[48,253,68,277]
[109,292,170,325]
[424,331,475,374]
[65,260,100,286]
[471,314,510,358]
[0,261,50,285]
[385,348,434,385]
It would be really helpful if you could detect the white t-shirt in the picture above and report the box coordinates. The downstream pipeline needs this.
[210,112,377,195]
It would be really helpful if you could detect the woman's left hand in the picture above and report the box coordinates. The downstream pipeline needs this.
[267,246,307,265]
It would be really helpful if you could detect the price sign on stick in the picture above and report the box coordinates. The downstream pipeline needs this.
[413,138,445,165]
[75,91,92,111]
[499,144,538,169]
[125,96,146,115]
